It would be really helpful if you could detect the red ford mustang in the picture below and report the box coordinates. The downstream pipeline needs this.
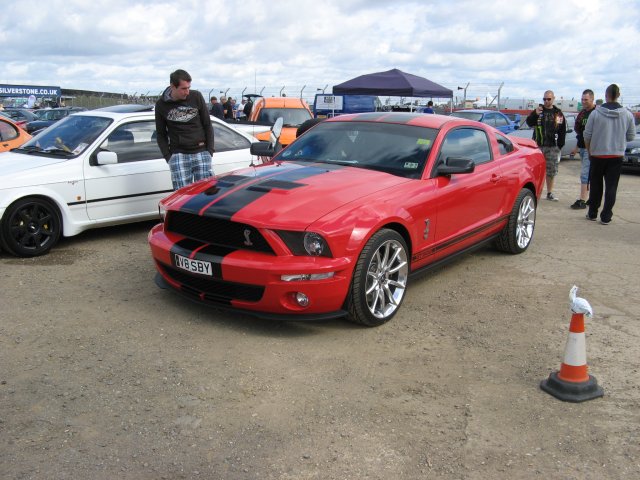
[148,112,545,326]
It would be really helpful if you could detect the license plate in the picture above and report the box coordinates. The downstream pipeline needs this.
[174,254,213,276]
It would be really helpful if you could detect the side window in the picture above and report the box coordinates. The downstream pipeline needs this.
[96,121,162,163]
[495,133,515,155]
[213,123,251,152]
[494,115,509,127]
[483,113,497,126]
[0,120,19,141]
[438,128,492,166]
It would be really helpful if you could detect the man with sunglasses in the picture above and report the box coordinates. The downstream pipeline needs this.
[526,91,567,201]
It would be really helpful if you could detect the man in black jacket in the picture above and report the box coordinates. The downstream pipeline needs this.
[526,90,566,201]
[155,69,214,190]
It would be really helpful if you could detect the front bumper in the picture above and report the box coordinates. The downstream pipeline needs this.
[148,223,354,320]
[623,153,640,170]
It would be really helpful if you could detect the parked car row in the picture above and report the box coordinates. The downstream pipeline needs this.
[2,104,634,326]
[23,106,88,134]
[450,109,519,134]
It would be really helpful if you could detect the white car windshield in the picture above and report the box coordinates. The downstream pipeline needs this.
[18,115,112,156]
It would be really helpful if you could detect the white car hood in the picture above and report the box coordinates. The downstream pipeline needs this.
[0,151,69,178]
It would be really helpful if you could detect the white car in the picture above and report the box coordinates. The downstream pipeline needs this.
[0,107,261,257]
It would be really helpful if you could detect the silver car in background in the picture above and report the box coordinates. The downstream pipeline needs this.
[508,112,577,158]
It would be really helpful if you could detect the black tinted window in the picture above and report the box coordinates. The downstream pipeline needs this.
[213,123,251,152]
[278,121,436,179]
[438,128,492,165]
[96,120,161,163]
[496,133,514,155]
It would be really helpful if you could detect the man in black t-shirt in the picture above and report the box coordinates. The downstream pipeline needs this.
[526,90,567,201]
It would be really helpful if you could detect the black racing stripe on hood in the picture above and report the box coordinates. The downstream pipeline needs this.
[247,179,303,192]
[179,174,255,213]
[200,165,331,219]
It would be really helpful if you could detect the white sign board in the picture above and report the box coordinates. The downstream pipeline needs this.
[315,95,344,111]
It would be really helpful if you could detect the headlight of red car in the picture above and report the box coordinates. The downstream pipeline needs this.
[276,231,333,257]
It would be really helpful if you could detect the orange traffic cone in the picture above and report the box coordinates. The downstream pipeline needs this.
[540,286,604,402]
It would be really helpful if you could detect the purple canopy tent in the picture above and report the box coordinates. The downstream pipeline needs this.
[332,68,453,98]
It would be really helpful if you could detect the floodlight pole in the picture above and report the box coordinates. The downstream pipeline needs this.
[457,83,469,109]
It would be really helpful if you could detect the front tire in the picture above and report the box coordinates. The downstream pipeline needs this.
[496,189,536,254]
[0,197,62,257]
[347,229,409,327]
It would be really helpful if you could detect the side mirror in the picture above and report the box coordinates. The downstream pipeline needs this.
[96,151,118,165]
[435,157,475,176]
[250,141,277,158]
[270,117,284,145]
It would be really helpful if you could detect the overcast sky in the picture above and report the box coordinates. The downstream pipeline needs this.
[2,0,639,106]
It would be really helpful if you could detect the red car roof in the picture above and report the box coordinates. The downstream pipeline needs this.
[326,112,468,130]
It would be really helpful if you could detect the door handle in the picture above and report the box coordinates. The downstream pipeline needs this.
[490,174,501,183]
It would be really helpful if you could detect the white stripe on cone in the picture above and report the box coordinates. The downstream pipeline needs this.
[563,332,587,366]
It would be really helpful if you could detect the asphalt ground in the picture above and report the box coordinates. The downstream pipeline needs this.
[1,159,639,479]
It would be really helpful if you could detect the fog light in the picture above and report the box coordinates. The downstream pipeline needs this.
[281,272,335,282]
[295,292,310,307]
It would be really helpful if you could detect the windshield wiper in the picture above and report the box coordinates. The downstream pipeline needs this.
[16,145,44,153]
[41,148,74,156]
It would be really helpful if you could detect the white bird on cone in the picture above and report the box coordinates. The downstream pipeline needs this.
[569,285,593,317]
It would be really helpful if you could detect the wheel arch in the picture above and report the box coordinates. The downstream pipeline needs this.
[1,192,70,238]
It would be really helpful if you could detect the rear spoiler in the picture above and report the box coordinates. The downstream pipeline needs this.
[511,136,538,150]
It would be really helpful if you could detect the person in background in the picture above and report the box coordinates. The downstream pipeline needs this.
[223,97,234,120]
[424,100,434,114]
[209,96,224,119]
[236,98,247,121]
[155,69,214,190]
[243,97,253,118]
[230,98,237,120]
[220,96,228,118]
[526,90,566,201]
[569,89,596,210]
[583,84,635,225]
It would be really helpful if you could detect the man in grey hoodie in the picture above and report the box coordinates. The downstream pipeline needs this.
[583,84,635,225]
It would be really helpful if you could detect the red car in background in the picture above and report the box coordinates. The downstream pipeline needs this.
[149,112,545,326]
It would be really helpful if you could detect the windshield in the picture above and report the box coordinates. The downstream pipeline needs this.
[18,115,112,156]
[276,121,437,179]
[450,111,483,122]
[257,108,312,127]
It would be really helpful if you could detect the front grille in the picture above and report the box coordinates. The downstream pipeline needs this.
[161,264,264,303]
[167,211,274,253]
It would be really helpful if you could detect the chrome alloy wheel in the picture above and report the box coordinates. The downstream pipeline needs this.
[364,239,409,319]
[516,195,536,249]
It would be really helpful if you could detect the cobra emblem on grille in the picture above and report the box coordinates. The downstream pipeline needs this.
[243,229,253,246]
